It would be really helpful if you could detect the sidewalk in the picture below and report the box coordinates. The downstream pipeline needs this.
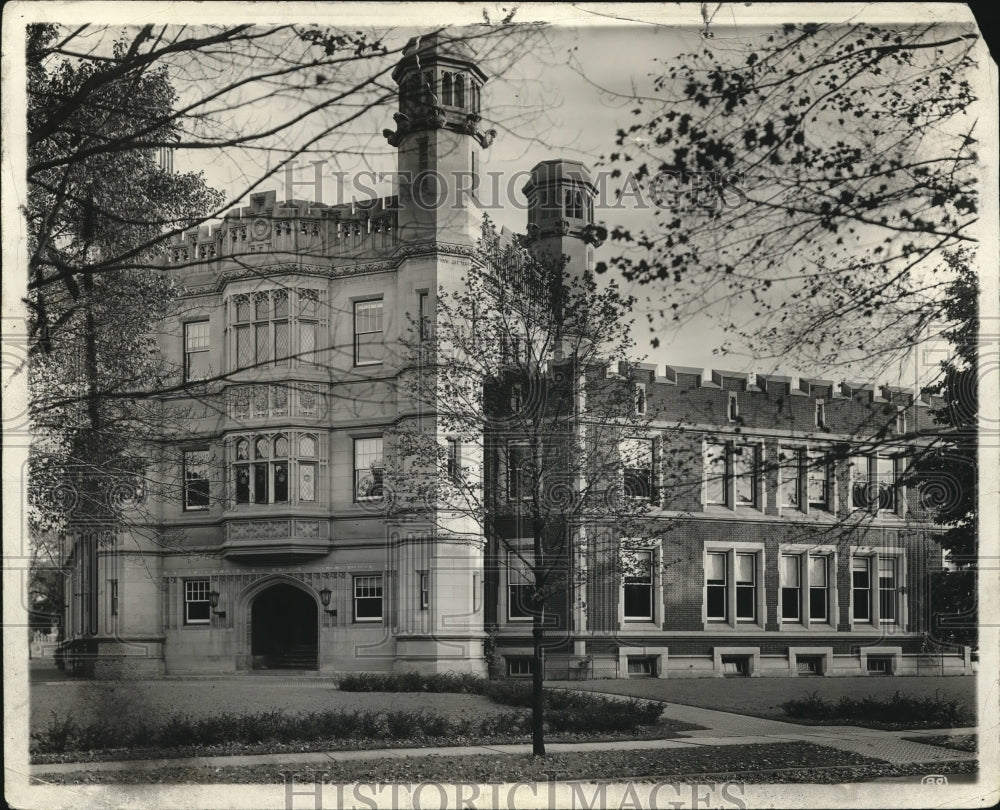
[30,697,976,776]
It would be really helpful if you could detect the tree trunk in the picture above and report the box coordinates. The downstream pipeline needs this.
[531,614,545,756]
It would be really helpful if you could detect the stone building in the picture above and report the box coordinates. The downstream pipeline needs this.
[58,33,971,679]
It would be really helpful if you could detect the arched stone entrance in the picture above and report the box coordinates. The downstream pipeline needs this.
[249,583,318,670]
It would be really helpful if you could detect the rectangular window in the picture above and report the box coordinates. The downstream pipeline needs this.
[507,554,533,621]
[735,552,756,621]
[183,450,210,510]
[298,321,316,365]
[353,575,383,621]
[780,555,801,621]
[635,385,646,416]
[876,457,897,512]
[621,438,653,500]
[807,451,829,509]
[851,456,871,510]
[253,462,268,504]
[705,444,727,505]
[273,460,289,503]
[236,325,253,368]
[354,437,384,501]
[623,550,654,621]
[780,448,800,509]
[184,321,210,381]
[507,442,531,501]
[728,392,738,421]
[867,655,893,674]
[706,551,727,621]
[809,556,829,621]
[418,291,429,342]
[896,407,906,434]
[853,456,899,512]
[109,580,119,616]
[419,572,429,610]
[184,580,210,624]
[879,557,897,623]
[354,299,384,366]
[447,438,461,485]
[507,657,534,677]
[627,656,655,676]
[298,462,316,502]
[852,558,871,621]
[815,399,825,428]
[733,446,757,507]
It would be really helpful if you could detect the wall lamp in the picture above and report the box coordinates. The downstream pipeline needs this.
[319,588,337,617]
[208,590,226,618]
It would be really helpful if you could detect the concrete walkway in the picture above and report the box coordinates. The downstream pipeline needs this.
[30,695,976,776]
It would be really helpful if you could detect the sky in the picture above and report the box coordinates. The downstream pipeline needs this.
[158,3,988,391]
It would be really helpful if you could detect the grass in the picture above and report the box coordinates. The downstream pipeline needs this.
[551,676,976,728]
[781,690,972,728]
[31,676,673,758]
[902,734,977,753]
[339,673,666,732]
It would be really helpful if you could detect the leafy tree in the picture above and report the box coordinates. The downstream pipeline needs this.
[602,21,980,376]
[386,219,688,755]
[905,253,977,647]
[27,22,224,540]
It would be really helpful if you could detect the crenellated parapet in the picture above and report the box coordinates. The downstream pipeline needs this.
[164,191,399,268]
[617,362,944,439]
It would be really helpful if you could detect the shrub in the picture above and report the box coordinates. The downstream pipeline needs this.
[782,689,970,726]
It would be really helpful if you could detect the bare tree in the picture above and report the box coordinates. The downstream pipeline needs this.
[384,218,690,755]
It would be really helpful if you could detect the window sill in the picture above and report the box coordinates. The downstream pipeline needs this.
[780,623,837,632]
[702,622,765,632]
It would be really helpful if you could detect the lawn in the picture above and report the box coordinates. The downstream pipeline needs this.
[550,676,976,725]
[30,676,701,762]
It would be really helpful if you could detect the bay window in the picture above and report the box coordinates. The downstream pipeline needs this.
[232,432,320,505]
[231,288,322,370]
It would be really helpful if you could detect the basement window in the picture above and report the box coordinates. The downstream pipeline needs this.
[866,655,893,675]
[720,654,751,677]
[506,657,535,677]
[796,656,824,676]
[627,656,656,677]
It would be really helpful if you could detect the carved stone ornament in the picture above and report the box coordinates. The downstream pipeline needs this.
[251,218,271,241]
[382,112,412,147]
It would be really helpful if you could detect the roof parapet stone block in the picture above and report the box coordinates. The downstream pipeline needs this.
[665,365,704,387]
[710,369,749,391]
[841,381,875,402]
[756,373,791,396]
